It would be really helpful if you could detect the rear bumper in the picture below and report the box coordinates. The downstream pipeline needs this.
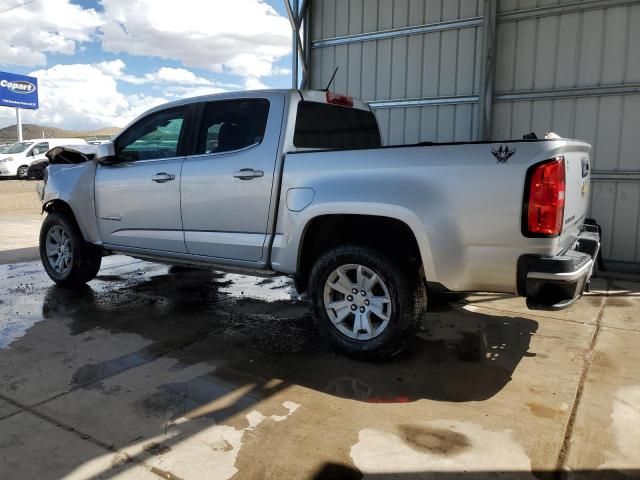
[517,226,600,310]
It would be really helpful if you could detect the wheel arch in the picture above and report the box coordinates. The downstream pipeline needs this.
[295,213,426,293]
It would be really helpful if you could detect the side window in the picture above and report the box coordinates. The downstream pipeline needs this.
[117,107,186,162]
[31,142,49,155]
[195,99,269,155]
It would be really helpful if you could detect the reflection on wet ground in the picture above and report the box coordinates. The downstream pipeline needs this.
[0,257,538,415]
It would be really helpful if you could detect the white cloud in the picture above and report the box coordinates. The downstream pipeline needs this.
[0,0,102,67]
[0,63,166,130]
[99,0,291,79]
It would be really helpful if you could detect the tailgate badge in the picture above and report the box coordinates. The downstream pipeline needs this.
[492,145,516,164]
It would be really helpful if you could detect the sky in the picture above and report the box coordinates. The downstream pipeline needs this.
[0,0,293,130]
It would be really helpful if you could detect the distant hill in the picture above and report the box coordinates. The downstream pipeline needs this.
[0,123,121,143]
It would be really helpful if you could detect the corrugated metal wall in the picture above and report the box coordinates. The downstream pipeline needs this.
[309,0,640,271]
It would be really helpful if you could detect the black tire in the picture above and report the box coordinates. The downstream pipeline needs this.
[17,165,28,178]
[308,245,427,360]
[39,212,102,287]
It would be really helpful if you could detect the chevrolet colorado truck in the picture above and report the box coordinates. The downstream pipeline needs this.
[38,89,600,358]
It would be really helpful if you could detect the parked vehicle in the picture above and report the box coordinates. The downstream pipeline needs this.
[37,89,600,358]
[0,138,87,178]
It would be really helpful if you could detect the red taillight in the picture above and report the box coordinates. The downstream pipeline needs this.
[525,157,565,236]
[326,91,353,107]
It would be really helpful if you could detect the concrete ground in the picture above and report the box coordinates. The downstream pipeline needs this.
[0,179,639,479]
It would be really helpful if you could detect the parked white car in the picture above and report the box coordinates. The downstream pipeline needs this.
[0,138,87,178]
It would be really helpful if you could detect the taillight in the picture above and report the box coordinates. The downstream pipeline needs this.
[326,91,353,107]
[524,157,565,237]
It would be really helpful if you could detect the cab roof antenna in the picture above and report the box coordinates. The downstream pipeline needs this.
[323,67,339,92]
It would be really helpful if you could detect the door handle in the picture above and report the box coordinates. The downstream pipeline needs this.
[233,168,264,180]
[151,172,175,183]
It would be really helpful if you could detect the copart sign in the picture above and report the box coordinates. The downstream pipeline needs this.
[0,71,38,110]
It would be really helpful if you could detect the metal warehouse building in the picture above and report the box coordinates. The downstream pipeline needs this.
[286,0,640,271]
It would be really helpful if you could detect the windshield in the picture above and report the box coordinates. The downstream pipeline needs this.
[4,142,34,154]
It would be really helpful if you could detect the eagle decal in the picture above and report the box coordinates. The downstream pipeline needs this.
[491,145,516,164]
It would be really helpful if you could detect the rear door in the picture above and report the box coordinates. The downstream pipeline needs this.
[95,106,190,253]
[180,94,284,262]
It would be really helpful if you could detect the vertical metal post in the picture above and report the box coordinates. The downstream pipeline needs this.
[477,0,497,141]
[15,108,22,142]
[292,0,299,88]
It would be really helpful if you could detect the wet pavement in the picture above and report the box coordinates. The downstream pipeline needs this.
[0,255,639,479]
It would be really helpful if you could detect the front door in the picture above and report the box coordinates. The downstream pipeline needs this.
[180,95,284,262]
[95,106,188,253]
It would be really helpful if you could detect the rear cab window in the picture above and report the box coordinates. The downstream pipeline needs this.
[195,99,270,155]
[293,101,381,150]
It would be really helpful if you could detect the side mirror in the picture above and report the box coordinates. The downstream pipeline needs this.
[95,142,117,164]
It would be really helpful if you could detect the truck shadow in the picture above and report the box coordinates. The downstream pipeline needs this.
[42,267,539,408]
[36,267,543,480]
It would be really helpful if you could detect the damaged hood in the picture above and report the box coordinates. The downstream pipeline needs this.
[46,144,100,164]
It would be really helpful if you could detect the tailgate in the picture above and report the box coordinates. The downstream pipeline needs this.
[560,148,591,250]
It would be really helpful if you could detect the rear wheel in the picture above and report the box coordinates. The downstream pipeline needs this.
[309,245,426,359]
[17,165,28,178]
[39,212,102,286]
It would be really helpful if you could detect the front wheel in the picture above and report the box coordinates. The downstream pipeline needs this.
[17,165,28,178]
[309,245,427,359]
[39,212,102,287]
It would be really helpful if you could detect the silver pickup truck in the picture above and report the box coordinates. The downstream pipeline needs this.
[39,89,600,358]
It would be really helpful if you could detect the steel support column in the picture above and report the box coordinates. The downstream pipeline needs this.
[477,0,497,141]
[285,0,310,88]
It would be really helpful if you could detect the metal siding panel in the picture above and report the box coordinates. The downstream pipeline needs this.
[602,7,629,85]
[595,96,623,171]
[627,5,640,82]
[439,29,459,96]
[393,0,409,28]
[406,34,424,98]
[492,102,513,139]
[574,96,599,152]
[619,94,640,171]
[460,0,480,18]
[376,39,393,99]
[335,0,350,37]
[454,103,474,141]
[334,45,349,93]
[533,15,559,90]
[389,108,406,144]
[531,99,554,137]
[495,21,517,92]
[590,181,617,259]
[349,0,364,35]
[457,26,477,95]
[408,0,426,27]
[554,13,580,89]
[511,100,532,138]
[442,0,460,21]
[422,32,441,97]
[376,108,391,144]
[311,0,323,41]
[514,18,537,91]
[322,0,336,39]
[577,10,605,87]
[420,106,438,142]
[424,0,443,23]
[611,182,640,262]
[437,105,455,141]
[363,0,379,32]
[551,98,574,138]
[391,36,409,98]
[347,43,363,98]
[378,0,394,30]
[361,41,378,101]
[404,107,422,143]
